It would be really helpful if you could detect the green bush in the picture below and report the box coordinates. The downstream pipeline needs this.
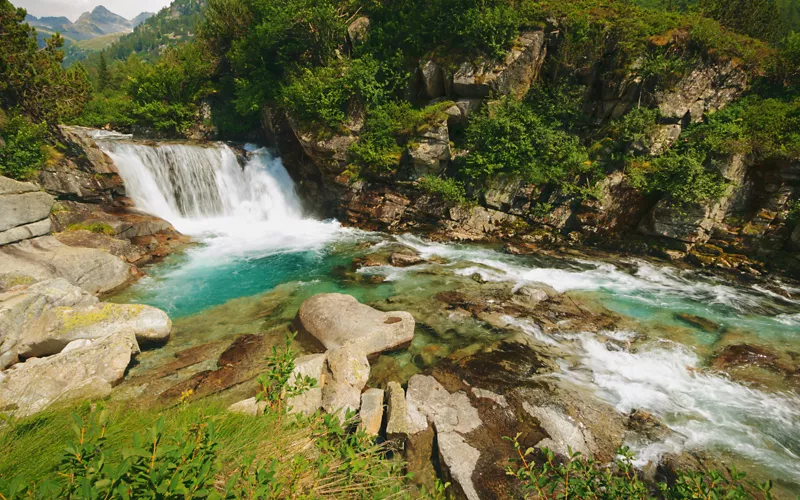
[349,101,453,174]
[461,97,593,187]
[419,175,468,204]
[0,113,47,180]
[72,93,136,130]
[505,435,775,499]
[627,148,728,205]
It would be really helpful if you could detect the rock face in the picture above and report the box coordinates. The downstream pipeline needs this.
[406,120,450,178]
[0,329,139,416]
[0,236,132,294]
[0,278,171,370]
[295,293,415,356]
[0,176,54,246]
[452,31,547,99]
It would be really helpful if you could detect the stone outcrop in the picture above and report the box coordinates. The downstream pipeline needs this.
[0,329,139,416]
[0,236,133,294]
[0,176,54,245]
[295,293,415,356]
[452,31,547,99]
[0,278,170,370]
[406,120,450,178]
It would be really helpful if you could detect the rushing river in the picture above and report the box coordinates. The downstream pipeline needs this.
[96,133,800,493]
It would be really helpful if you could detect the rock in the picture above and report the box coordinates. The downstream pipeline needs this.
[390,252,425,267]
[321,380,362,421]
[484,174,524,211]
[0,219,52,246]
[0,330,139,416]
[61,338,92,353]
[358,388,385,436]
[405,374,481,435]
[648,124,683,155]
[17,302,171,358]
[406,120,450,178]
[437,431,481,500]
[0,236,132,294]
[385,381,411,441]
[471,387,508,408]
[656,60,748,122]
[442,205,523,241]
[674,313,719,333]
[452,31,546,99]
[446,99,482,129]
[0,278,97,369]
[295,293,415,356]
[0,176,54,246]
[418,60,447,99]
[228,396,268,416]
[523,403,594,457]
[323,347,370,421]
[287,353,327,416]
[0,191,53,233]
[513,286,550,306]
[347,16,370,46]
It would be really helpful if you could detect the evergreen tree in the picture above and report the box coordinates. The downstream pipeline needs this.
[97,52,110,91]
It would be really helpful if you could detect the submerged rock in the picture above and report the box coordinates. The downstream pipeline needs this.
[295,293,415,356]
[674,313,719,333]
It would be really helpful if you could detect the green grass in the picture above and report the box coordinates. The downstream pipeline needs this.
[74,33,126,52]
[0,400,414,498]
[66,222,116,235]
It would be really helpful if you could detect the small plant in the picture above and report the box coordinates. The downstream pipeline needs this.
[66,222,116,235]
[418,175,468,204]
[255,332,316,424]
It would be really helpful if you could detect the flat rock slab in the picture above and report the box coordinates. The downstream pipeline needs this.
[0,236,132,294]
[295,293,414,356]
[0,191,54,233]
[437,431,481,500]
[406,374,481,435]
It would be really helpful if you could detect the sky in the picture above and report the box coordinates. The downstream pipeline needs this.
[16,0,173,22]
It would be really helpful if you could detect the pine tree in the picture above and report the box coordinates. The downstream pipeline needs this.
[97,52,110,91]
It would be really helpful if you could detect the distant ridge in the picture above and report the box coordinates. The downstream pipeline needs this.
[25,6,155,43]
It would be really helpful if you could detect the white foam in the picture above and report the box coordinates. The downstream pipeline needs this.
[560,337,800,481]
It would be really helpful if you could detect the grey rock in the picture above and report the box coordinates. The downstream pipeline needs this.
[295,293,415,356]
[327,346,370,389]
[0,191,54,233]
[385,381,411,440]
[407,120,450,178]
[648,124,683,156]
[358,388,385,436]
[0,177,38,195]
[0,219,51,246]
[452,31,546,99]
[390,252,425,267]
[471,387,508,408]
[418,60,447,99]
[437,431,481,500]
[0,236,131,294]
[321,380,361,421]
[0,330,139,416]
[287,353,327,416]
[523,402,595,457]
[406,374,481,435]
[228,397,268,416]
[347,16,370,46]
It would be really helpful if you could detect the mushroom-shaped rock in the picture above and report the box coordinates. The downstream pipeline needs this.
[295,293,414,356]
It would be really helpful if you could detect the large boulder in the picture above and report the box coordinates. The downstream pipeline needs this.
[0,278,170,368]
[0,176,54,246]
[295,294,415,356]
[0,278,96,369]
[0,330,139,416]
[0,236,132,294]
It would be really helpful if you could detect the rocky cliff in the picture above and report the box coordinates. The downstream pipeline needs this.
[269,23,799,279]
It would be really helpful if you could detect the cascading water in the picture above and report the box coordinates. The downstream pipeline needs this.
[96,135,346,260]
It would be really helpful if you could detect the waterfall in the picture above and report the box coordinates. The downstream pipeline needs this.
[95,135,345,259]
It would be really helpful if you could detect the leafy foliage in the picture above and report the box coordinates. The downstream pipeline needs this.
[627,149,728,206]
[461,97,594,189]
[0,112,47,180]
[419,175,468,204]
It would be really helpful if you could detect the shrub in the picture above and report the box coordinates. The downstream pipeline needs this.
[419,175,468,204]
[461,97,593,187]
[0,113,47,180]
[627,148,728,205]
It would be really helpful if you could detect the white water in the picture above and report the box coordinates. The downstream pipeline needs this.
[96,138,349,261]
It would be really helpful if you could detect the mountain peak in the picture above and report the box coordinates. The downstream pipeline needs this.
[91,5,112,14]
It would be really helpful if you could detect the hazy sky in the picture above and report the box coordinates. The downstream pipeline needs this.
[16,0,173,22]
